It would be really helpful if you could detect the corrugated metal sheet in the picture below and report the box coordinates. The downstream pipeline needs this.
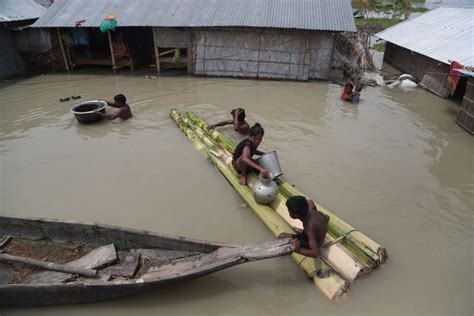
[376,8,474,67]
[32,0,356,32]
[0,0,47,23]
[455,68,474,77]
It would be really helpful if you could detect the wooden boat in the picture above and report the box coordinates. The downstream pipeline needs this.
[0,216,294,307]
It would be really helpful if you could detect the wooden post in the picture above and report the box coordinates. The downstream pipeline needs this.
[152,28,160,75]
[56,28,70,72]
[187,48,193,75]
[107,30,117,73]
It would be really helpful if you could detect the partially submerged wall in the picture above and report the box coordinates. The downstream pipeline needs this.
[0,29,25,79]
[193,28,334,81]
[384,42,450,97]
[456,77,474,134]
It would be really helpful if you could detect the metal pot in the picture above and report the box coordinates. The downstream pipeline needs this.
[257,151,283,179]
[71,100,107,124]
[252,174,278,204]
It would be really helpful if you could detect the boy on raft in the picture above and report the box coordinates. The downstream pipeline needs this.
[278,196,329,258]
[209,108,250,135]
[232,123,270,185]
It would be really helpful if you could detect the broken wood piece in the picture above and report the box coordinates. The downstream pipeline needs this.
[22,243,117,284]
[158,49,176,57]
[142,239,294,281]
[0,235,11,248]
[102,252,140,278]
[0,253,97,277]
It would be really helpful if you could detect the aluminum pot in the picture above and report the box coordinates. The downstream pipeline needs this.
[252,174,278,204]
[71,100,107,124]
[257,151,283,179]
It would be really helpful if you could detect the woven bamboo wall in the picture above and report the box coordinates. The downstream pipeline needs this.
[193,28,334,81]
[456,77,474,134]
[308,33,335,79]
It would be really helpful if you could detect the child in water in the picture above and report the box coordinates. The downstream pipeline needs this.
[278,196,329,258]
[340,81,361,104]
[208,108,250,135]
[96,94,132,121]
[232,123,270,185]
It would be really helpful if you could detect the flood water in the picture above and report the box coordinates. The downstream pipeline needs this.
[0,70,472,315]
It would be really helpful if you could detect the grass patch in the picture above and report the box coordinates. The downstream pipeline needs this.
[356,18,402,28]
[371,42,386,52]
[411,7,429,12]
[411,0,426,3]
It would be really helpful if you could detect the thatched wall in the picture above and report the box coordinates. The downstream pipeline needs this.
[193,28,334,81]
[456,77,474,134]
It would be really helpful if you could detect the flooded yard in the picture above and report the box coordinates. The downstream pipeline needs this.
[0,70,472,315]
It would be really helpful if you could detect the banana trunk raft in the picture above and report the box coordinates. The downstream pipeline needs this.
[169,109,387,300]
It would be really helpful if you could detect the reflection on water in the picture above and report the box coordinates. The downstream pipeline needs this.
[0,70,472,316]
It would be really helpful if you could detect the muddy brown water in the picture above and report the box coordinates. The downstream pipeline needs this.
[0,70,472,315]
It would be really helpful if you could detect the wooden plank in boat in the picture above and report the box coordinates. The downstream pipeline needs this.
[102,252,140,278]
[0,264,12,284]
[130,248,199,262]
[22,244,117,284]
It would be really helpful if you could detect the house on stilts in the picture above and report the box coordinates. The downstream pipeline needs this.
[31,0,356,81]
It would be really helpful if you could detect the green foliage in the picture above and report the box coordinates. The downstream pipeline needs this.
[371,42,386,52]
[411,7,429,12]
[356,18,402,28]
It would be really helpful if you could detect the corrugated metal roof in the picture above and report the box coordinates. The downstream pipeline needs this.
[32,0,356,32]
[0,0,47,23]
[376,8,474,67]
[454,68,474,77]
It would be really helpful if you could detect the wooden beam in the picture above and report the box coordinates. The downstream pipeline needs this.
[187,48,193,75]
[0,253,97,277]
[152,28,160,75]
[107,30,117,73]
[56,28,70,72]
[159,49,176,57]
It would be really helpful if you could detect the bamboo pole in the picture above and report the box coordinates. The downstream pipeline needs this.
[56,28,70,72]
[107,30,117,73]
[170,110,350,299]
[0,253,97,277]
[185,111,387,266]
[185,120,371,282]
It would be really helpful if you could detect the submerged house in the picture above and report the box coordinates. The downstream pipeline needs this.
[0,0,48,79]
[32,0,356,81]
[375,8,474,99]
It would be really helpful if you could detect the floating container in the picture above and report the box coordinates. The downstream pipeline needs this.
[71,100,107,124]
